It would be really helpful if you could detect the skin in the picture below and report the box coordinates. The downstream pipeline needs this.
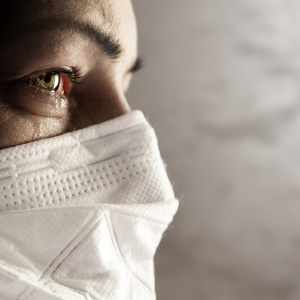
[0,0,138,149]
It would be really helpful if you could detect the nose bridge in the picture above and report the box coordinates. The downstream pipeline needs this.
[68,83,131,130]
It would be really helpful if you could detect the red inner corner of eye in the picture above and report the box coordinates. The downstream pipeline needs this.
[57,73,71,96]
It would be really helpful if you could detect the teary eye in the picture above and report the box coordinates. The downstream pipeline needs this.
[32,73,60,92]
[21,67,83,96]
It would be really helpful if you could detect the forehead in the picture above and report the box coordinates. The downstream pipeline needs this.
[1,0,121,34]
[0,0,137,62]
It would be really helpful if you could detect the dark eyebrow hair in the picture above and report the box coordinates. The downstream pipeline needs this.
[16,17,124,60]
[73,20,124,59]
[73,21,143,72]
[12,17,142,73]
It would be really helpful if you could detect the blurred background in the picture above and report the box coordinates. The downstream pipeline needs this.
[128,1,300,299]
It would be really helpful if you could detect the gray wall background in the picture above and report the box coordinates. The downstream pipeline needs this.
[128,1,300,299]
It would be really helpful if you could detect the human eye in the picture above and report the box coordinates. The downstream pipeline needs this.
[25,67,82,95]
[0,66,82,118]
[32,73,61,92]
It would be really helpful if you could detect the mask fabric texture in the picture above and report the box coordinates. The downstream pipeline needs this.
[0,110,178,300]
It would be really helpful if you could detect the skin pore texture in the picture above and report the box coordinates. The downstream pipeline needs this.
[0,0,138,149]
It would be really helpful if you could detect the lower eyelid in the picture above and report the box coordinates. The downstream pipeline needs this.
[26,72,71,96]
[2,83,70,118]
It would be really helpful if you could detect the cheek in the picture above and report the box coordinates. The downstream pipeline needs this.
[0,101,70,149]
[0,110,35,149]
[2,78,70,118]
[0,76,73,148]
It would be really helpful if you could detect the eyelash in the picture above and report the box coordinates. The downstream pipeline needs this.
[17,66,83,88]
[54,67,83,84]
[130,57,144,73]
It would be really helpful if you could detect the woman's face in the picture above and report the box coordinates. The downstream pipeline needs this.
[0,0,138,149]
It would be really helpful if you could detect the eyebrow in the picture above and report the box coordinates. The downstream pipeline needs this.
[73,20,143,72]
[18,18,124,60]
[72,20,123,59]
[74,21,143,73]
[16,17,142,73]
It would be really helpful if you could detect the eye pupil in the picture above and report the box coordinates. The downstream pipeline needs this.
[44,74,52,83]
[32,73,60,92]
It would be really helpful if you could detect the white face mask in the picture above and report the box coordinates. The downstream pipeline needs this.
[0,111,178,300]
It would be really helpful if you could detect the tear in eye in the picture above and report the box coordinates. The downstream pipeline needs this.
[32,73,60,92]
